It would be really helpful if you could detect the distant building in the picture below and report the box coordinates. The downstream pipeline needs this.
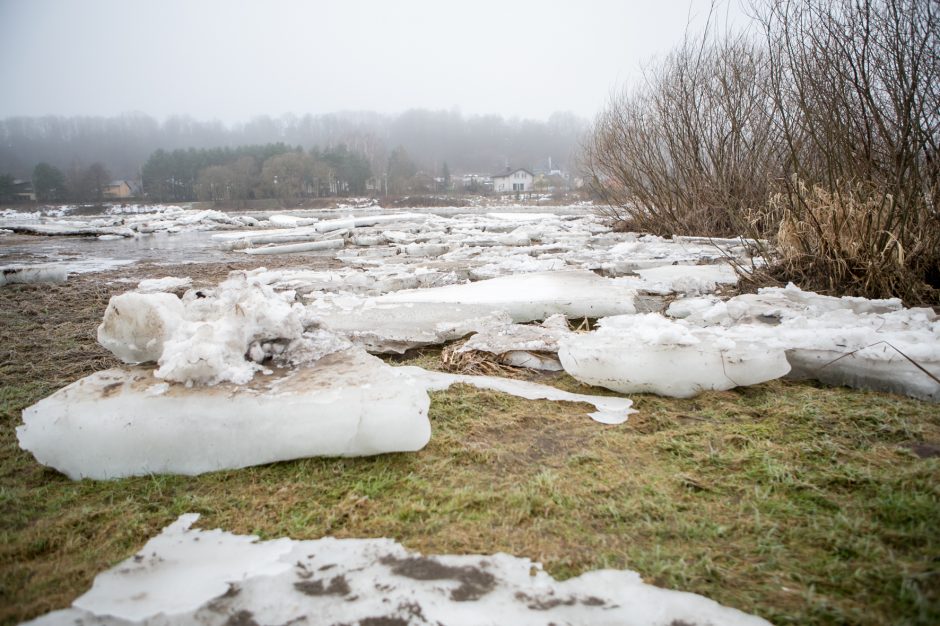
[12,179,36,202]
[103,180,140,199]
[492,168,534,193]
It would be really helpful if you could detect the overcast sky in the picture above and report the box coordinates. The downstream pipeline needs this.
[0,0,747,124]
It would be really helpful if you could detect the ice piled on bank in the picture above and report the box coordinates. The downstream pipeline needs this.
[26,514,770,626]
[312,298,514,354]
[98,271,349,386]
[667,282,903,325]
[458,315,572,371]
[559,314,791,398]
[378,270,637,322]
[135,276,192,294]
[668,284,940,401]
[0,264,68,285]
[16,349,432,479]
[635,262,738,295]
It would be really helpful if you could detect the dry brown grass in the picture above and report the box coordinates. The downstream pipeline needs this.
[735,180,940,305]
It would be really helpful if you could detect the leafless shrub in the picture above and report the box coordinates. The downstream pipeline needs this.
[754,0,940,303]
[586,0,939,303]
[584,30,780,237]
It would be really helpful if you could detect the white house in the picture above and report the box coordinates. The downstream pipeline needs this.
[492,168,534,193]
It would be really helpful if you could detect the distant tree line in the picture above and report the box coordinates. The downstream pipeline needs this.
[0,110,587,182]
[0,160,115,203]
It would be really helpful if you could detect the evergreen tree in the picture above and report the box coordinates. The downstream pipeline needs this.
[32,163,65,201]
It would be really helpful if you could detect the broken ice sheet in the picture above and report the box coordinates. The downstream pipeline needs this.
[458,314,573,371]
[310,296,515,354]
[25,514,770,626]
[669,284,940,401]
[559,313,791,398]
[377,269,638,322]
[16,349,432,480]
[0,264,69,286]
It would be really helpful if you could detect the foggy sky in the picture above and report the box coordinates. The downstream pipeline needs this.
[0,0,747,124]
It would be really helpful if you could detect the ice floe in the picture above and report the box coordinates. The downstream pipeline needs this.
[668,284,940,401]
[378,270,638,322]
[24,513,770,626]
[17,349,432,479]
[135,276,193,294]
[457,314,573,371]
[1,264,69,285]
[559,313,792,398]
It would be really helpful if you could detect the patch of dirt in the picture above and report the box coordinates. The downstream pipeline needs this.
[902,441,940,458]
[294,575,351,597]
[379,555,496,602]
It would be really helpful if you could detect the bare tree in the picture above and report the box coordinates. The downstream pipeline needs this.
[756,0,939,302]
[583,33,780,237]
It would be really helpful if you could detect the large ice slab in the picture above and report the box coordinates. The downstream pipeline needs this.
[311,297,514,354]
[635,262,738,295]
[559,314,791,398]
[16,349,431,480]
[1,264,69,285]
[669,284,939,401]
[377,270,637,322]
[25,514,770,626]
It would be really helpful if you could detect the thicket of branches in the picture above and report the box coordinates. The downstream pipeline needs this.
[585,0,939,303]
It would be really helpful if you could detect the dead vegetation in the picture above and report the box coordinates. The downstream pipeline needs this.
[584,0,940,304]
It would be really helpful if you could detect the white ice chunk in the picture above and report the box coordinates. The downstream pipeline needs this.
[559,314,791,398]
[460,316,571,356]
[676,283,903,327]
[400,366,635,424]
[671,285,938,400]
[0,264,68,285]
[155,275,307,386]
[636,263,738,295]
[315,212,426,233]
[312,297,514,354]
[17,349,432,479]
[135,276,192,294]
[243,239,344,255]
[486,211,559,221]
[101,271,352,386]
[459,316,572,371]
[378,270,637,322]
[267,214,316,228]
[26,514,770,626]
[97,292,185,364]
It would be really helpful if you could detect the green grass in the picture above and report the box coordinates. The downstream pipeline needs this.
[1,273,939,625]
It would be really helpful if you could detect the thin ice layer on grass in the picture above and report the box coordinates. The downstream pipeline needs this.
[24,514,770,626]
[398,365,635,424]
